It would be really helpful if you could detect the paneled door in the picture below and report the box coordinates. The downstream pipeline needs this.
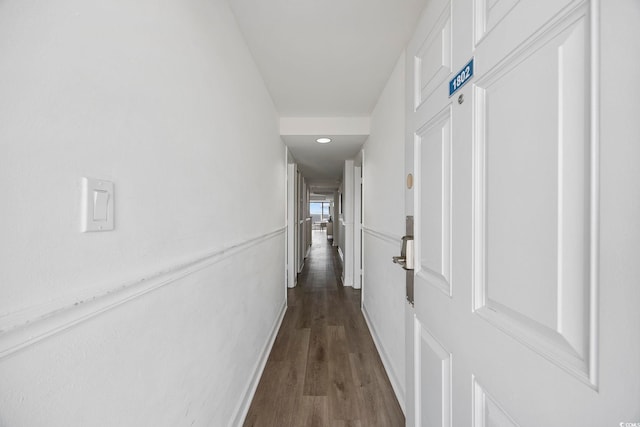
[404,0,640,425]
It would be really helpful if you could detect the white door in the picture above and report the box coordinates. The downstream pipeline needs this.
[404,0,640,425]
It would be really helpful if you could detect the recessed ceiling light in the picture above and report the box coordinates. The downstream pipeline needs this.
[316,138,331,144]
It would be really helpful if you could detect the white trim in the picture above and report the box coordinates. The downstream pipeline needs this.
[353,166,362,290]
[362,305,405,414]
[588,0,600,390]
[360,149,365,309]
[284,147,291,300]
[362,226,402,246]
[287,164,297,288]
[231,301,287,427]
[343,160,355,287]
[0,227,286,360]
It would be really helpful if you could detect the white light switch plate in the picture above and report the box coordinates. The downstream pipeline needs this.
[81,177,114,232]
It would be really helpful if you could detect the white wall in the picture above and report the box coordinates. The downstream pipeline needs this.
[361,53,407,410]
[0,0,286,426]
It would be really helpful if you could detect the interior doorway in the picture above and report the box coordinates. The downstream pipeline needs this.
[310,201,332,241]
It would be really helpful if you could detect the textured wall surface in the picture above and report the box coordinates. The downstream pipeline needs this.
[0,0,286,425]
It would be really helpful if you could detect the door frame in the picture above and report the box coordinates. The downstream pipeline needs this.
[286,162,296,288]
[354,162,363,291]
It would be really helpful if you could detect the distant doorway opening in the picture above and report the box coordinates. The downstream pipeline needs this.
[310,201,332,240]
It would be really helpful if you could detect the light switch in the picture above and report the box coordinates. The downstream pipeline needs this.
[82,177,114,232]
[93,190,109,221]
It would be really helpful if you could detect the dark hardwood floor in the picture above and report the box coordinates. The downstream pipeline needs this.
[243,231,404,427]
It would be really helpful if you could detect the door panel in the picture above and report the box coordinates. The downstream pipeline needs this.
[474,0,520,45]
[405,0,639,425]
[473,2,592,384]
[416,107,452,296]
[473,0,578,63]
[472,379,519,427]
[416,320,452,427]
[415,1,452,109]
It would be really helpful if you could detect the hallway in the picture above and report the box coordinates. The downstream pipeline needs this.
[244,231,404,426]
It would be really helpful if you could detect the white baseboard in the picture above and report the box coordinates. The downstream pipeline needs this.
[231,301,287,427]
[362,306,405,414]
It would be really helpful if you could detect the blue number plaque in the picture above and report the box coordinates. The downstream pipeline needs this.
[449,58,474,97]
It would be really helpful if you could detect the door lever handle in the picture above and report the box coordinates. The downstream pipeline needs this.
[392,256,406,266]
[392,235,414,270]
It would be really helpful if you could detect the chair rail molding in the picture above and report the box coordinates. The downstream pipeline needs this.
[0,226,286,360]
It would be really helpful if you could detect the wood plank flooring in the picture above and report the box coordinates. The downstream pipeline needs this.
[244,231,404,427]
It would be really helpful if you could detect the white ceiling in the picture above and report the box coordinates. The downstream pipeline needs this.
[282,135,367,193]
[227,0,427,190]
